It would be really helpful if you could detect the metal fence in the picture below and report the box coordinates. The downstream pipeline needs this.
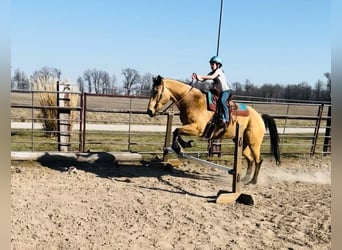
[11,84,331,157]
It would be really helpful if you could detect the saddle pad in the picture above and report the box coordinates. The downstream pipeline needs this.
[237,103,247,111]
[207,91,217,111]
[231,103,249,117]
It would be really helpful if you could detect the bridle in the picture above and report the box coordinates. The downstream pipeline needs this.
[156,79,194,114]
[154,81,165,109]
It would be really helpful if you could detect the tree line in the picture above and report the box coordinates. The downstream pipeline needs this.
[11,66,331,102]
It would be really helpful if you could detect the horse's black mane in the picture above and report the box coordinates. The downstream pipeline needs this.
[161,76,212,93]
[188,80,212,93]
[169,78,189,85]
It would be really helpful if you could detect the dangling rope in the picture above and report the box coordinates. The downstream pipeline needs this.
[216,0,224,56]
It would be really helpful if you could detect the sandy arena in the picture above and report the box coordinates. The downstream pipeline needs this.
[11,155,331,249]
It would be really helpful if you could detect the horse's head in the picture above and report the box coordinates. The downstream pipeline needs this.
[147,75,171,117]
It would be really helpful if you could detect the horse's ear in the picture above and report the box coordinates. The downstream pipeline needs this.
[153,75,163,85]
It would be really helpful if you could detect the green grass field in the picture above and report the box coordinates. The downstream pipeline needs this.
[11,92,330,156]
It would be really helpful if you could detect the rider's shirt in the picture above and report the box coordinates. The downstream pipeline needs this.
[209,68,230,92]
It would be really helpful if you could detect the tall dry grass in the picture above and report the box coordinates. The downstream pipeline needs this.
[33,77,78,137]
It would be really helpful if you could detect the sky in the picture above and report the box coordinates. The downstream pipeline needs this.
[11,0,331,87]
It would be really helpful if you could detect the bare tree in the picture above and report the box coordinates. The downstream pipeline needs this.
[299,81,312,100]
[139,73,153,96]
[258,83,282,100]
[109,75,117,94]
[284,82,312,101]
[121,68,141,95]
[91,70,100,93]
[272,84,284,100]
[31,66,62,83]
[82,69,114,94]
[12,68,29,90]
[314,80,323,100]
[100,71,111,94]
[231,81,243,95]
[243,79,256,97]
[54,68,62,80]
[77,76,84,92]
[83,70,92,93]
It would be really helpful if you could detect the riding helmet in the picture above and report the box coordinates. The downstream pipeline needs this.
[209,56,223,65]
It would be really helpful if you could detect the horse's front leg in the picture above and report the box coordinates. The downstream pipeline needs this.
[171,128,182,155]
[177,136,193,148]
[171,124,202,155]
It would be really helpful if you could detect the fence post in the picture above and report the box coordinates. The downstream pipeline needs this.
[79,91,85,152]
[208,139,222,157]
[232,122,243,193]
[57,81,71,152]
[310,103,323,157]
[163,112,174,162]
[323,105,331,156]
[128,98,133,151]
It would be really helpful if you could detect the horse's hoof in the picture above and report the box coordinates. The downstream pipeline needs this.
[246,180,257,185]
[186,140,194,148]
[241,177,250,184]
[171,143,182,155]
[172,146,180,155]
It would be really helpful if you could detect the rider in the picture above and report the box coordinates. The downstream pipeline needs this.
[192,56,232,128]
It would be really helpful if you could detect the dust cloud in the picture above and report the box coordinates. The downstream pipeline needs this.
[263,167,331,184]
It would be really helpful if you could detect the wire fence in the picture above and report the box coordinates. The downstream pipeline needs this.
[11,85,331,158]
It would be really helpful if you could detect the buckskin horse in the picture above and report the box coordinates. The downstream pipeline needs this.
[147,75,280,184]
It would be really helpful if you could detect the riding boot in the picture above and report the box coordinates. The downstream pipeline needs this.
[224,121,229,129]
[217,119,226,128]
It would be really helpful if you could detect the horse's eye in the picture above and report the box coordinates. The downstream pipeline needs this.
[153,90,158,95]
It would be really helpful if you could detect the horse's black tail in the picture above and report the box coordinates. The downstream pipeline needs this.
[262,114,281,165]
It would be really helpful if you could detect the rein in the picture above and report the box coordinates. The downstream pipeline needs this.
[160,81,194,114]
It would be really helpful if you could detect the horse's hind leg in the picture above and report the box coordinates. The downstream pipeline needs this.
[247,141,263,185]
[241,146,255,183]
[249,159,263,185]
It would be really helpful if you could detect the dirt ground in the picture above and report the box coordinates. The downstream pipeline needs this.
[11,155,331,250]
